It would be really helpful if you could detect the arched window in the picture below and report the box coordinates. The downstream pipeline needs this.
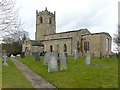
[84,42,89,52]
[64,44,67,52]
[50,45,53,52]
[49,18,52,24]
[40,17,43,23]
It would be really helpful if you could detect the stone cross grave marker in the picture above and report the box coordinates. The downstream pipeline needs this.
[74,49,78,60]
[59,52,67,70]
[48,52,58,72]
[85,51,91,65]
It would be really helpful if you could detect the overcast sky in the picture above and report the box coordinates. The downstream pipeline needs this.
[16,0,119,52]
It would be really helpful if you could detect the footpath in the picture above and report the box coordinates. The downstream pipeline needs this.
[10,57,56,89]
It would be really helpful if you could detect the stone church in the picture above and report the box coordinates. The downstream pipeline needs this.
[22,7,112,57]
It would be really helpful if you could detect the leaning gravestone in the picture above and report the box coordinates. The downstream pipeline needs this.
[74,49,78,60]
[59,52,67,70]
[48,52,58,72]
[43,52,50,65]
[2,50,8,66]
[34,52,40,61]
[85,51,91,65]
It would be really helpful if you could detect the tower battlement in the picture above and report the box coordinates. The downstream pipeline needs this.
[36,7,55,17]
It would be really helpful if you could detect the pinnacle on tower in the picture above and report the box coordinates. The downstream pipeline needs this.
[45,7,48,11]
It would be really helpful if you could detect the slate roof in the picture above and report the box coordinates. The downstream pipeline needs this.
[44,28,91,36]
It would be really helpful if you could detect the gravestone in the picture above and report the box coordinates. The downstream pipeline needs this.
[74,49,78,60]
[25,50,32,56]
[0,52,2,57]
[91,52,95,58]
[2,50,6,61]
[82,52,86,58]
[64,52,68,62]
[43,52,50,65]
[7,53,11,57]
[2,50,8,66]
[21,52,25,58]
[34,52,40,61]
[85,51,91,65]
[48,52,58,72]
[59,52,67,70]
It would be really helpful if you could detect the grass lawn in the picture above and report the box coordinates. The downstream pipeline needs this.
[16,56,118,88]
[2,58,33,88]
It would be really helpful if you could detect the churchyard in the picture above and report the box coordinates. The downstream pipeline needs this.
[16,55,118,88]
[2,50,118,88]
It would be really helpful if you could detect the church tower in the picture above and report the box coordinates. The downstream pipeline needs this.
[35,7,56,40]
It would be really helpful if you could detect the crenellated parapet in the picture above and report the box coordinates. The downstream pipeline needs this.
[36,7,55,17]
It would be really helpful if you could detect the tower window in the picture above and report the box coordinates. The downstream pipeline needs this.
[50,45,53,52]
[49,18,52,24]
[40,17,43,23]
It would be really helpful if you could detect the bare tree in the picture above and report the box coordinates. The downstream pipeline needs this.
[0,0,19,41]
[2,30,29,43]
[0,0,30,43]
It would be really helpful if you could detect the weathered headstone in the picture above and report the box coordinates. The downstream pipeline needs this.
[64,52,68,62]
[3,56,8,66]
[21,52,25,58]
[85,51,91,65]
[25,50,32,56]
[48,52,58,72]
[34,52,40,61]
[74,49,78,60]
[2,50,8,66]
[91,52,95,58]
[43,52,50,65]
[82,52,86,58]
[59,52,67,70]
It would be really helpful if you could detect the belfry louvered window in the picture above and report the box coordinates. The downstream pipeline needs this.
[49,18,52,24]
[40,17,43,23]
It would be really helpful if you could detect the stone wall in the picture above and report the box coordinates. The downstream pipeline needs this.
[82,33,112,57]
[43,38,72,55]
[22,40,32,52]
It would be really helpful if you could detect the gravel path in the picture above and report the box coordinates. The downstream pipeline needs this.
[10,57,56,89]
